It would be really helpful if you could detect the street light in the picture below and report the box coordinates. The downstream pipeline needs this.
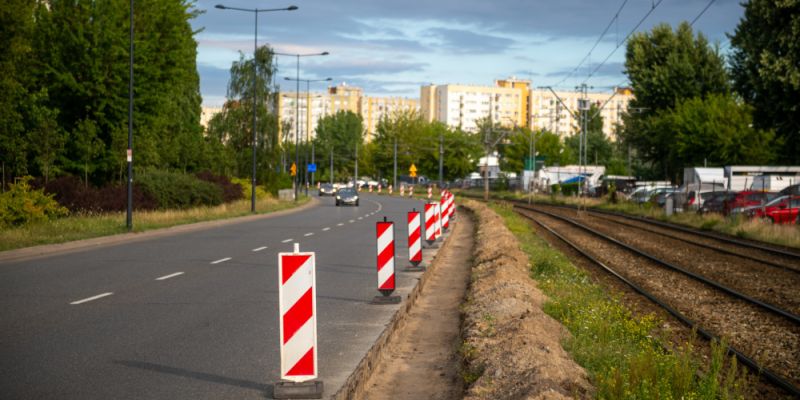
[214,3,297,212]
[274,51,329,201]
[284,76,331,192]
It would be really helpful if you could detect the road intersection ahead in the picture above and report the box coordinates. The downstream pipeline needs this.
[0,194,436,399]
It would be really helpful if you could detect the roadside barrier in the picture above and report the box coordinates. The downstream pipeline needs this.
[427,186,432,200]
[378,184,382,193]
[372,218,401,304]
[424,203,437,245]
[448,191,456,220]
[400,186,405,197]
[275,244,324,399]
[441,193,450,231]
[369,185,373,193]
[406,210,424,271]
[409,186,414,198]
[388,185,393,195]
[434,203,442,241]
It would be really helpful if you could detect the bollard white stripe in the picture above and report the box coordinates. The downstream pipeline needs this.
[280,260,313,315]
[409,236,421,256]
[155,272,184,281]
[377,256,395,286]
[409,215,420,232]
[70,292,113,305]
[377,230,393,253]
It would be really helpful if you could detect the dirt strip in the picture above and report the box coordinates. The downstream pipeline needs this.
[332,208,467,400]
[461,200,593,400]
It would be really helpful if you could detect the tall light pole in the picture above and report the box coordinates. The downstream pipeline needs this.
[127,0,134,230]
[215,3,297,212]
[284,76,331,191]
[274,51,329,201]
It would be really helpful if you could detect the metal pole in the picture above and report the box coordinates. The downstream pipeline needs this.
[127,0,134,230]
[393,135,397,189]
[329,147,333,184]
[309,81,315,187]
[251,11,258,212]
[438,129,443,188]
[293,55,299,201]
[354,141,358,189]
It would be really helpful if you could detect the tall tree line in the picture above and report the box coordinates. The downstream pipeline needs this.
[0,0,205,187]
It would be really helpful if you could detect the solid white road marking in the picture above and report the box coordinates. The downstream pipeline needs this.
[322,227,331,231]
[70,292,113,305]
[211,257,232,264]
[252,246,268,252]
[282,238,293,243]
[156,272,184,281]
[337,223,344,226]
[349,220,355,223]
[304,232,314,237]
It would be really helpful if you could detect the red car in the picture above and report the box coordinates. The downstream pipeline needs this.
[724,190,778,215]
[745,195,800,224]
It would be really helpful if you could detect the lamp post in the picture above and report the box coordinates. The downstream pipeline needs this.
[274,51,329,201]
[284,76,331,192]
[215,3,297,212]
[127,0,133,230]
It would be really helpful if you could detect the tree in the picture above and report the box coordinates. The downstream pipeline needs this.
[314,111,364,181]
[621,22,731,179]
[729,0,800,163]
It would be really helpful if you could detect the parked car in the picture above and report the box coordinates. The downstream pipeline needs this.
[744,195,800,223]
[697,192,735,214]
[724,191,778,216]
[318,183,336,196]
[779,184,800,196]
[335,188,359,206]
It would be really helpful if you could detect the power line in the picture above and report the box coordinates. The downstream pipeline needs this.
[581,0,665,85]
[553,0,631,88]
[690,0,716,27]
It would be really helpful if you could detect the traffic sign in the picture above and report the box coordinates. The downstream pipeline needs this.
[409,163,417,178]
[308,163,317,172]
[290,163,297,176]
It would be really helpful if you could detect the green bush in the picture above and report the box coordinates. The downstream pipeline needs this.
[553,182,580,196]
[261,172,293,196]
[0,177,69,227]
[231,177,270,200]
[137,169,223,209]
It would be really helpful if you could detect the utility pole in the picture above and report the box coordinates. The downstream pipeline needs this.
[438,129,444,188]
[329,146,334,184]
[393,134,397,190]
[354,141,358,189]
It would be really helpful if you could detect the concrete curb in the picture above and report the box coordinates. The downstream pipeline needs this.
[331,205,467,400]
[0,197,319,264]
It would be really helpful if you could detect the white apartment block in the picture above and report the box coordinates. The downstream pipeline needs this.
[277,83,419,143]
[421,78,633,138]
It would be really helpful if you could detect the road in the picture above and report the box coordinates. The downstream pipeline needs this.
[0,193,435,399]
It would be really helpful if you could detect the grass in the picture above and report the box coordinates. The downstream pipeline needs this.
[458,189,800,250]
[0,196,309,252]
[489,201,749,399]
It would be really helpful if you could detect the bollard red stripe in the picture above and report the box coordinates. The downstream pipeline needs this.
[281,254,311,285]
[377,241,394,270]
[377,221,392,238]
[285,347,315,376]
[379,274,395,290]
[282,288,313,344]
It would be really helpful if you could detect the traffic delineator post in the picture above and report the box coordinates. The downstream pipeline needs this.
[424,203,436,246]
[440,194,450,231]
[378,184,382,193]
[448,191,456,221]
[369,185,373,193]
[372,217,401,304]
[427,186,432,200]
[274,243,324,399]
[388,185,393,195]
[409,186,414,198]
[434,203,442,241]
[400,186,405,197]
[405,209,424,272]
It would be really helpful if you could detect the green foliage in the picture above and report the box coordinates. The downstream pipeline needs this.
[622,22,731,179]
[231,177,270,200]
[136,169,223,209]
[0,177,68,227]
[491,203,748,400]
[730,0,800,163]
[314,110,364,181]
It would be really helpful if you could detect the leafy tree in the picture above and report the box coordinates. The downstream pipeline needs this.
[314,111,364,181]
[622,22,731,179]
[729,0,800,163]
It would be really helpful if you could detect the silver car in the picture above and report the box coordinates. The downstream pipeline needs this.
[336,188,359,206]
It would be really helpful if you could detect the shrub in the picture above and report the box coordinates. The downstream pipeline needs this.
[0,177,68,227]
[41,175,157,213]
[262,172,293,196]
[195,171,244,203]
[137,169,223,209]
[560,182,581,196]
[232,177,270,200]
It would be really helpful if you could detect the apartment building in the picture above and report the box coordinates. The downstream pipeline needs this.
[277,83,419,143]
[420,78,633,137]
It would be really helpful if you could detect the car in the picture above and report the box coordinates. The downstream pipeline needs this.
[697,191,735,214]
[335,188,359,206]
[779,184,800,196]
[743,195,800,223]
[724,190,778,216]
[318,183,336,196]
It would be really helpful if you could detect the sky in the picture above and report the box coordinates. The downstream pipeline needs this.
[192,0,745,107]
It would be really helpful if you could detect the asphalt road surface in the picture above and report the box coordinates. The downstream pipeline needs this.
[0,193,435,399]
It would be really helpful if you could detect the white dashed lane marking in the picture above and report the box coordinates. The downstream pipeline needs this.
[337,223,344,226]
[211,257,232,264]
[304,232,314,237]
[70,292,113,305]
[252,246,268,252]
[156,272,184,281]
[281,239,293,243]
[322,227,331,231]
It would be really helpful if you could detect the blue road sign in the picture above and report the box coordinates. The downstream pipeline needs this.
[308,163,317,172]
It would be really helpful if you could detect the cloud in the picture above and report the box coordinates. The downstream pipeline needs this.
[423,27,515,54]
[301,59,428,79]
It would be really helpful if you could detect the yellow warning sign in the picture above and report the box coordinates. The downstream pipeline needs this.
[290,163,297,176]
[409,163,417,178]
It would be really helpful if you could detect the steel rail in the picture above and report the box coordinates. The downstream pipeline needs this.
[514,207,800,397]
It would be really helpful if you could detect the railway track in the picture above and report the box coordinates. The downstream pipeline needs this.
[511,204,800,397]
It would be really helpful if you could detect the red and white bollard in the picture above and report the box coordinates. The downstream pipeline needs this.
[400,186,405,197]
[424,203,437,246]
[275,244,323,398]
[388,185,393,195]
[440,194,450,231]
[373,218,401,304]
[434,203,442,241]
[448,191,456,221]
[369,185,373,193]
[409,186,414,198]
[406,209,424,271]
[427,186,432,200]
[378,184,382,193]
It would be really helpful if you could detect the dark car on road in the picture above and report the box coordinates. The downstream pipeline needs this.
[319,183,336,196]
[335,188,359,206]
